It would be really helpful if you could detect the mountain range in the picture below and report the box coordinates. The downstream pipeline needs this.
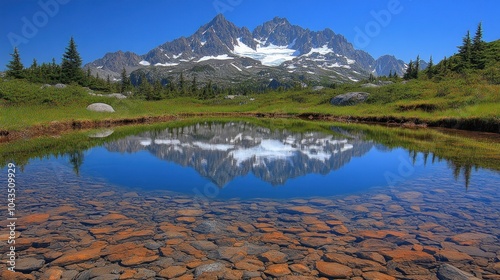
[85,15,409,88]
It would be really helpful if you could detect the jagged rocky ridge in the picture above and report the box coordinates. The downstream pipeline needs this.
[104,122,374,186]
[86,15,409,87]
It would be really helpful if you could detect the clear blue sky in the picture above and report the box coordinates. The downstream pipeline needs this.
[1,0,499,70]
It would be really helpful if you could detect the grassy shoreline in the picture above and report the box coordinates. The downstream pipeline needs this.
[1,78,499,139]
[1,111,499,146]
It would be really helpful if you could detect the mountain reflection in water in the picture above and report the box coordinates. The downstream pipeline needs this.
[103,122,374,187]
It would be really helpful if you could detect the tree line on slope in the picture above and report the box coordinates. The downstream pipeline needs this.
[4,37,243,100]
[401,23,499,84]
[4,37,123,93]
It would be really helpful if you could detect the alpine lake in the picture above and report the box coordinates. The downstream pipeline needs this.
[1,118,499,280]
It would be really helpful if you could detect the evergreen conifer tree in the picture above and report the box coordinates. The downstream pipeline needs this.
[404,60,413,80]
[28,58,41,82]
[191,76,197,96]
[6,47,24,79]
[207,80,214,98]
[179,73,186,95]
[441,56,448,72]
[120,68,131,93]
[152,79,164,100]
[168,80,176,96]
[413,55,420,79]
[49,58,62,83]
[61,37,83,84]
[106,75,112,92]
[426,56,434,79]
[458,31,472,69]
[138,73,152,99]
[30,58,38,69]
[471,22,486,69]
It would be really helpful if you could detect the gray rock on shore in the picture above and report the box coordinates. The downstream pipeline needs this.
[86,103,115,113]
[330,92,370,106]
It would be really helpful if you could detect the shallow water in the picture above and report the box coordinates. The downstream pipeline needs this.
[0,121,499,279]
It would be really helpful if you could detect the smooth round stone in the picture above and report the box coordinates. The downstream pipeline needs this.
[86,103,115,113]
[316,261,353,278]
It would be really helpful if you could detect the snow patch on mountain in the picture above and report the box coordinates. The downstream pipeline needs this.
[196,54,234,62]
[232,38,298,66]
[306,45,333,56]
[155,62,179,67]
[139,60,150,66]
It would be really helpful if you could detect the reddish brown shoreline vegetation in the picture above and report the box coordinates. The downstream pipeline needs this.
[1,112,498,144]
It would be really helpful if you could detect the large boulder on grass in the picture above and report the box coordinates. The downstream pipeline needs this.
[330,92,370,106]
[54,83,67,88]
[86,103,115,113]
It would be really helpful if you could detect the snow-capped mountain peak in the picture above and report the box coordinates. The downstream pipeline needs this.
[85,14,408,87]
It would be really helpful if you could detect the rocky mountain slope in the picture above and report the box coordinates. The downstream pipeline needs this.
[85,15,409,87]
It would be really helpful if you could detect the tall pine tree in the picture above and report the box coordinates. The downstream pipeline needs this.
[61,37,83,84]
[458,30,472,70]
[152,79,164,100]
[471,22,486,69]
[426,56,434,79]
[191,76,197,96]
[28,58,41,82]
[413,55,420,79]
[138,73,152,99]
[404,60,414,80]
[179,73,186,95]
[6,47,24,79]
[120,68,131,93]
[30,58,38,69]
